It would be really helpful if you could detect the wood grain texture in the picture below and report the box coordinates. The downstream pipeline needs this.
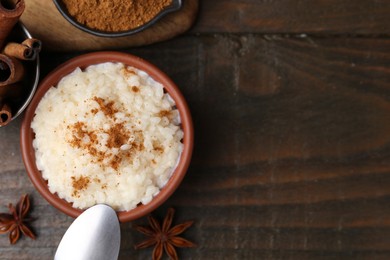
[194,0,390,34]
[1,34,390,259]
[19,0,198,51]
[1,0,390,259]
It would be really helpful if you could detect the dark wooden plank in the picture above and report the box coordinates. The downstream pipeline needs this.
[193,0,390,34]
[121,35,390,258]
[1,34,390,259]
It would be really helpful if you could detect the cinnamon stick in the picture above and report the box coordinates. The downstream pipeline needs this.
[22,38,42,52]
[0,102,12,126]
[0,0,25,49]
[3,42,34,60]
[0,82,22,100]
[0,54,24,87]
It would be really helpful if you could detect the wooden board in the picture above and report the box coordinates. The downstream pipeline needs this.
[20,0,198,51]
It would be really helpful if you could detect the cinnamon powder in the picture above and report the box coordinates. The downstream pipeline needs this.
[67,96,145,171]
[71,176,90,197]
[62,0,173,32]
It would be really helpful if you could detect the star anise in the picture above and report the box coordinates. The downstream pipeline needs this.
[0,194,36,244]
[134,207,196,260]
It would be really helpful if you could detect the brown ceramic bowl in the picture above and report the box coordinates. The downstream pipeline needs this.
[20,51,193,222]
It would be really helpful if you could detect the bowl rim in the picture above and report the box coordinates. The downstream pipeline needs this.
[20,51,193,222]
[13,22,40,120]
[52,0,182,38]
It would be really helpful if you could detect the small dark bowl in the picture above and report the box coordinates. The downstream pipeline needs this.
[0,23,40,127]
[53,0,182,37]
[20,51,193,222]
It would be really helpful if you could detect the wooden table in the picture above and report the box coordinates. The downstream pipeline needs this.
[1,0,390,259]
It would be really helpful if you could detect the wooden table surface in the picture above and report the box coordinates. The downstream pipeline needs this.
[1,0,390,259]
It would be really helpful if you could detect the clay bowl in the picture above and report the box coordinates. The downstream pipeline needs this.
[53,0,182,37]
[20,51,193,222]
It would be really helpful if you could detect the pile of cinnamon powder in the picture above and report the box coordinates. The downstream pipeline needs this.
[62,0,173,32]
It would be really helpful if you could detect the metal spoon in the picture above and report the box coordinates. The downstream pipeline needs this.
[54,204,121,260]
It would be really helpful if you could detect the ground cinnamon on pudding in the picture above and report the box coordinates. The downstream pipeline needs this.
[62,0,173,32]
[71,176,90,197]
[67,97,146,171]
[93,96,117,117]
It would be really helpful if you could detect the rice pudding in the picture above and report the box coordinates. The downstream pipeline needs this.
[31,62,183,211]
